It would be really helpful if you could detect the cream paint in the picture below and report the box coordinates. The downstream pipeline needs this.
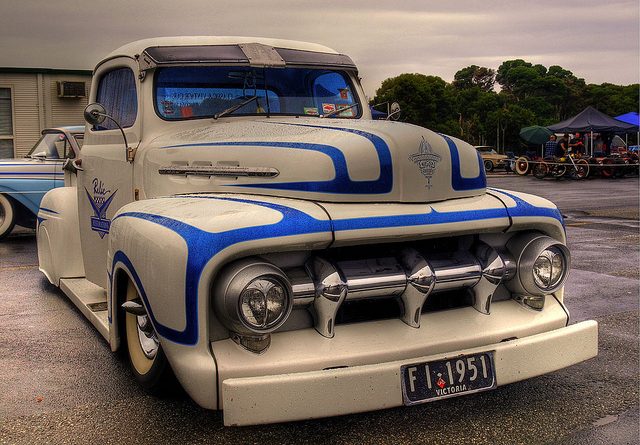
[36,37,597,425]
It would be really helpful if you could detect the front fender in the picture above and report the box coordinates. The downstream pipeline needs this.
[36,187,84,285]
[107,193,332,409]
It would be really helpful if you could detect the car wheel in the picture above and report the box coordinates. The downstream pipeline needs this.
[0,194,16,240]
[484,160,494,172]
[515,157,530,175]
[124,279,172,392]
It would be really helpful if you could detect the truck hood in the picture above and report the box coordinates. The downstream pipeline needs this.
[142,118,486,203]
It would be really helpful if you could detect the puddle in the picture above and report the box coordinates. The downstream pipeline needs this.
[592,414,619,427]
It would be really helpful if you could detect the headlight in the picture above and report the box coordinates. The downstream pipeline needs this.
[240,277,288,329]
[214,258,293,337]
[506,233,571,298]
[532,246,565,290]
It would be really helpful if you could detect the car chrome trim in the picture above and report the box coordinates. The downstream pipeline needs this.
[159,165,280,178]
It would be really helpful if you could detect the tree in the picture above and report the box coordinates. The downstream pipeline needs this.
[373,59,638,152]
[371,73,456,132]
[453,65,496,92]
[487,104,536,152]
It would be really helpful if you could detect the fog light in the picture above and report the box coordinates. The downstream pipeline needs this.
[514,294,545,311]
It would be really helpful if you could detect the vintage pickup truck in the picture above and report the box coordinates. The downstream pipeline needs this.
[36,37,598,426]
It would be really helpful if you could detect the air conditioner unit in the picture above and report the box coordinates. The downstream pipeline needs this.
[57,81,86,98]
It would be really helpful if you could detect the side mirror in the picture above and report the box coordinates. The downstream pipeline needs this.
[32,151,47,159]
[84,103,107,126]
[83,103,134,163]
[387,102,401,121]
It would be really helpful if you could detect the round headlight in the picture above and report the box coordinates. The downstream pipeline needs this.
[506,233,571,297]
[533,246,565,290]
[213,258,293,335]
[240,277,288,329]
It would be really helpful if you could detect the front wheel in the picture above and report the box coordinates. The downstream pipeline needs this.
[572,159,589,179]
[483,160,494,172]
[0,194,16,240]
[533,161,548,179]
[124,280,172,392]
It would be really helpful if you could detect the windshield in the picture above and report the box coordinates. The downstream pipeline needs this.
[155,66,361,120]
[27,132,77,159]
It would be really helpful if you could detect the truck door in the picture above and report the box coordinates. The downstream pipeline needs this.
[77,61,140,289]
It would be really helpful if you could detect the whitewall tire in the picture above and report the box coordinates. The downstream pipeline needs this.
[124,279,172,392]
[0,194,16,240]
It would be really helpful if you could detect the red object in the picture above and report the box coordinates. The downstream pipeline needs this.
[437,377,446,389]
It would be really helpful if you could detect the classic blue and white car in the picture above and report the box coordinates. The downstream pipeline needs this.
[36,37,597,426]
[0,126,83,239]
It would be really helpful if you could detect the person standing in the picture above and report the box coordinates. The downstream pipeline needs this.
[556,134,569,157]
[570,132,585,155]
[544,134,558,158]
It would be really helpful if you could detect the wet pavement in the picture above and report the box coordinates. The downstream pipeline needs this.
[0,175,638,444]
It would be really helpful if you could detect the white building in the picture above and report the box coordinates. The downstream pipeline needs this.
[0,68,91,158]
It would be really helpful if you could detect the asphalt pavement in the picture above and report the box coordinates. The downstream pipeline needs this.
[0,174,638,445]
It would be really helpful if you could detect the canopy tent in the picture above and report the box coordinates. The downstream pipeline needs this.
[548,106,638,155]
[615,112,640,149]
[614,111,639,126]
[548,106,638,133]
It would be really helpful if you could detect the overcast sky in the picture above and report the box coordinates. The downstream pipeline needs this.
[1,0,638,97]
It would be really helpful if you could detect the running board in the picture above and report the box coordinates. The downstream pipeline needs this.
[59,278,109,342]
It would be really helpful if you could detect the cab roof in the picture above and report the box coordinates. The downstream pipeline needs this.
[102,36,339,63]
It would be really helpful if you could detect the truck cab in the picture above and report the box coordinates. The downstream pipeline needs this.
[37,37,597,426]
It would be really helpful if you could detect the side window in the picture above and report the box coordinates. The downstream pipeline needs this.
[95,68,138,130]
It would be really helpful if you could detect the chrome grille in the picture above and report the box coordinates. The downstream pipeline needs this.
[285,242,515,338]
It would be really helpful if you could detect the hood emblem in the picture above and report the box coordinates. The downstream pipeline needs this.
[409,136,441,188]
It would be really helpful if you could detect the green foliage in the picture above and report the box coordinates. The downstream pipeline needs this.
[372,60,638,152]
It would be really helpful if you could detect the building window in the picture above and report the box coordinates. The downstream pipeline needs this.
[95,68,137,130]
[0,88,13,158]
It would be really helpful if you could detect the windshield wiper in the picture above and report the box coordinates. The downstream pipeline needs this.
[213,95,259,120]
[321,102,359,118]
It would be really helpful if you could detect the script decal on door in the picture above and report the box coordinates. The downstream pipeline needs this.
[85,178,118,239]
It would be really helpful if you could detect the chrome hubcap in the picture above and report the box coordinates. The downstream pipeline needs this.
[136,313,159,359]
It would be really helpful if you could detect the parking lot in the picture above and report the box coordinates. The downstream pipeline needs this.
[0,175,638,445]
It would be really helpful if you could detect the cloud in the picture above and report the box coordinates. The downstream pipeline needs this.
[0,0,638,96]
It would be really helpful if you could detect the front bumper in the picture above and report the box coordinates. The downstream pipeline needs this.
[213,298,598,426]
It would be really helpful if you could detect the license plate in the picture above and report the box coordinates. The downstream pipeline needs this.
[401,351,496,405]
